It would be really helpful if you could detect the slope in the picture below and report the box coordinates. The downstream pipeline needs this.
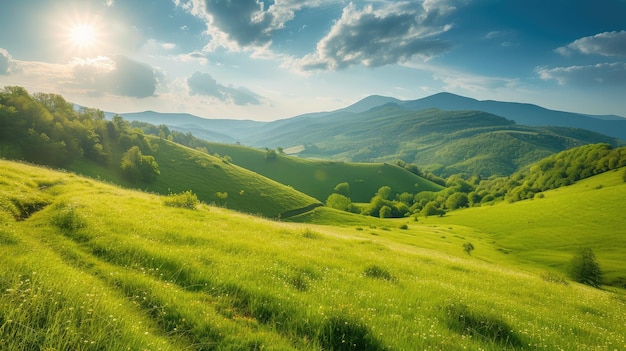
[401,92,626,140]
[421,168,626,287]
[203,142,443,203]
[245,106,617,177]
[69,136,321,219]
[1,159,624,350]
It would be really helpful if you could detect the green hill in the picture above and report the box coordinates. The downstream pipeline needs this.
[0,86,319,218]
[68,137,321,218]
[200,142,443,203]
[1,159,625,350]
[246,106,618,177]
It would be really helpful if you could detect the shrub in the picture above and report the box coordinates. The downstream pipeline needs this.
[463,242,475,255]
[363,265,397,283]
[163,190,199,209]
[569,247,602,288]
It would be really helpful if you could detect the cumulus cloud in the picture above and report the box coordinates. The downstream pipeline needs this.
[293,2,453,71]
[0,48,13,75]
[183,0,325,50]
[187,71,261,105]
[69,56,158,98]
[537,62,626,86]
[556,31,626,57]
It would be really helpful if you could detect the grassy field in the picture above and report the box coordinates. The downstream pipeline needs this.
[68,137,320,219]
[418,168,626,286]
[1,159,625,350]
[205,143,442,202]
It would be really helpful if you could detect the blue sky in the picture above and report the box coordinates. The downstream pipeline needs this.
[0,0,625,120]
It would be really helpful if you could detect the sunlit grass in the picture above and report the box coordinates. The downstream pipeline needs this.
[1,159,625,350]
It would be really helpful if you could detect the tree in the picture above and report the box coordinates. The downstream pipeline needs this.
[265,148,277,160]
[569,248,602,288]
[121,146,160,183]
[376,186,392,200]
[379,205,392,218]
[463,242,475,255]
[326,193,353,212]
[333,182,350,196]
[446,193,469,210]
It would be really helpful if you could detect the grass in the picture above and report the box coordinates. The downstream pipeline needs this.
[68,137,321,219]
[1,159,625,350]
[421,168,626,286]
[203,142,443,202]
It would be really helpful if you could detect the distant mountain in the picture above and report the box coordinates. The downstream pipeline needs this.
[112,111,264,143]
[399,92,626,140]
[104,93,624,176]
[245,106,618,177]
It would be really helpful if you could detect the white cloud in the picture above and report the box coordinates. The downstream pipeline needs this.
[68,56,159,98]
[556,30,626,57]
[187,71,262,105]
[537,62,626,86]
[0,48,14,75]
[182,0,334,51]
[292,1,454,71]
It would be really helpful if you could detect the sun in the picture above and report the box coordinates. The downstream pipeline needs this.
[59,12,106,57]
[69,23,97,49]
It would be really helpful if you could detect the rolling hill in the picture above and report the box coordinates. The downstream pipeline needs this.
[199,142,443,203]
[1,159,625,350]
[68,136,321,219]
[116,97,621,177]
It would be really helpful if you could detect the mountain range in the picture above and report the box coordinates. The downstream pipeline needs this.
[112,93,623,176]
[112,92,626,143]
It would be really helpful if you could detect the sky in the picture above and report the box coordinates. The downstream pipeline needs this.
[0,0,625,121]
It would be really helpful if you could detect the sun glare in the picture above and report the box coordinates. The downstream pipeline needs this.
[69,24,96,48]
[59,12,106,58]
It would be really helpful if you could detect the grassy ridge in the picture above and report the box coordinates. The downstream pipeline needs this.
[68,137,320,218]
[1,159,625,350]
[204,142,442,202]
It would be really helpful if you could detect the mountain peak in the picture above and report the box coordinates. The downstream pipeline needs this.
[342,95,402,113]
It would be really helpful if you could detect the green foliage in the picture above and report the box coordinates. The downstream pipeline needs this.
[325,193,353,212]
[363,265,397,283]
[163,190,199,209]
[569,248,603,288]
[446,192,469,210]
[379,205,392,218]
[120,146,160,183]
[264,148,277,160]
[478,144,626,203]
[333,181,350,196]
[463,242,475,255]
[50,203,87,230]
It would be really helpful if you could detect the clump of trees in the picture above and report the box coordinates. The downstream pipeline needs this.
[0,86,160,184]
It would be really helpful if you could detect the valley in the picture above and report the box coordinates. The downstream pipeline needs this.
[1,86,625,350]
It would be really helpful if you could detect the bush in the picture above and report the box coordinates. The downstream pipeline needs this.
[463,242,475,255]
[363,265,397,283]
[163,190,199,209]
[569,247,602,288]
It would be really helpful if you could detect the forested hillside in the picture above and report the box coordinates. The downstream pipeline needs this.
[0,86,319,218]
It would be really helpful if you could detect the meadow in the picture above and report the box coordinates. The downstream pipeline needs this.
[1,159,625,350]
